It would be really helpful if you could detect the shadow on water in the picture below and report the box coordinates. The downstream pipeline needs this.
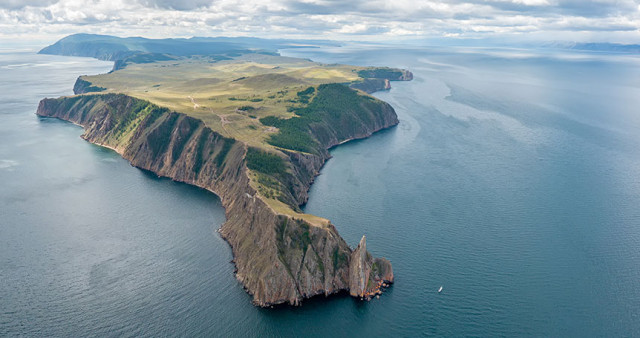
[326,123,399,151]
[257,289,374,315]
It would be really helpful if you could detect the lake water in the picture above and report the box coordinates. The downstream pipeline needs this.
[2,44,640,336]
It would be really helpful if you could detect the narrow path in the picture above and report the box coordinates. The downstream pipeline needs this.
[187,95,200,109]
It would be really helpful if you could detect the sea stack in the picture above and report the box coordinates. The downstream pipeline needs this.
[349,235,394,299]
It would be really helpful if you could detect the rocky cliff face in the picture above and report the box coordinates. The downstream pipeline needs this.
[37,92,396,306]
[349,236,394,299]
[399,69,414,81]
[73,78,106,94]
[350,70,414,93]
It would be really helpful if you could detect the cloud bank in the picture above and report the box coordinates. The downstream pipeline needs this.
[0,0,638,43]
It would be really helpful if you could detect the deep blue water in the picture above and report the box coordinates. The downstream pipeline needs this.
[2,44,640,336]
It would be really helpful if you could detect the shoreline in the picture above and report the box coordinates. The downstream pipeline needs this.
[35,52,407,306]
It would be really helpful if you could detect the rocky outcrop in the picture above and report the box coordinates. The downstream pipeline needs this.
[399,69,414,81]
[350,78,388,93]
[37,92,397,306]
[350,70,413,93]
[73,78,106,94]
[349,236,394,299]
[350,235,372,297]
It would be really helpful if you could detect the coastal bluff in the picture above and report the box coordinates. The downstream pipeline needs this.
[37,89,398,306]
[36,33,411,306]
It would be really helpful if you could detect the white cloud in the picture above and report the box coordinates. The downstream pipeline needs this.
[0,0,638,43]
[505,0,551,6]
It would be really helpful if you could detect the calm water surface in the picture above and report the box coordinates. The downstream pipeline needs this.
[1,44,640,336]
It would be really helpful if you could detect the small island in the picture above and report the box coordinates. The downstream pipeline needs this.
[37,34,412,307]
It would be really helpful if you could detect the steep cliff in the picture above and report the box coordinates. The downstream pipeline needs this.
[37,91,395,306]
[349,236,394,299]
[73,78,106,94]
[350,69,414,93]
[357,68,413,81]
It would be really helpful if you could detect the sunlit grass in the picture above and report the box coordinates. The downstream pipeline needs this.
[79,54,376,220]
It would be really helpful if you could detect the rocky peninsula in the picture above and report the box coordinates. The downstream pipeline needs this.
[37,34,412,306]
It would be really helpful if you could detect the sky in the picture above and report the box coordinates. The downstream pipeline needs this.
[0,0,639,44]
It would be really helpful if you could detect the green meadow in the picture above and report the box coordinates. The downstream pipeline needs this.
[78,52,396,221]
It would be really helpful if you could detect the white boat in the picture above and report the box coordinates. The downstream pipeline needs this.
[438,286,443,293]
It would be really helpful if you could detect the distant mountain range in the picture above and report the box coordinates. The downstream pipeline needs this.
[39,33,340,61]
[543,42,640,53]
[41,34,640,61]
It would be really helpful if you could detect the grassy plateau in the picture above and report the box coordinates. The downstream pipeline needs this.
[73,50,404,224]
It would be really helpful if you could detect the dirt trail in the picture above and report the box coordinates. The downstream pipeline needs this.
[187,95,200,109]
[197,98,277,142]
[207,107,231,135]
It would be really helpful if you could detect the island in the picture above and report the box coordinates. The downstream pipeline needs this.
[36,34,413,307]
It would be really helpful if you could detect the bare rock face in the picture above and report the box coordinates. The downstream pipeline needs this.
[383,79,392,90]
[400,70,414,81]
[349,69,413,93]
[349,236,394,299]
[349,235,372,297]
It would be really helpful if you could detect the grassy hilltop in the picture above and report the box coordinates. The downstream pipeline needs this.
[80,54,362,144]
[70,47,408,222]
